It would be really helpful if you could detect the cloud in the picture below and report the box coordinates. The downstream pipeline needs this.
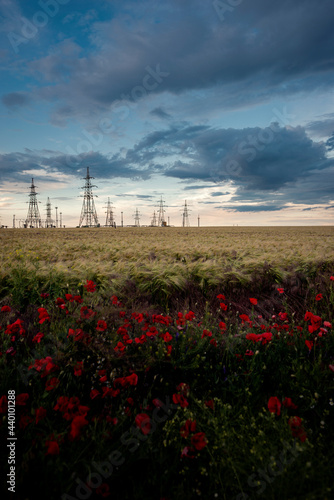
[150,107,172,120]
[5,0,334,124]
[2,92,31,108]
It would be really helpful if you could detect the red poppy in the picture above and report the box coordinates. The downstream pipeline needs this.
[135,413,151,435]
[73,361,83,376]
[288,416,307,442]
[219,321,226,331]
[185,311,195,321]
[305,340,313,351]
[277,288,284,294]
[45,377,60,391]
[217,294,226,300]
[1,305,11,312]
[249,298,258,305]
[45,440,60,455]
[38,307,50,324]
[330,276,334,281]
[84,280,96,292]
[315,294,323,301]
[96,320,107,332]
[16,393,29,405]
[35,407,47,424]
[205,399,214,410]
[282,398,298,410]
[267,396,281,416]
[180,419,197,438]
[201,329,212,338]
[69,415,89,440]
[90,389,100,400]
[0,395,8,413]
[172,393,189,408]
[191,432,208,451]
[32,332,44,343]
[163,332,172,342]
[96,483,110,498]
[220,303,227,311]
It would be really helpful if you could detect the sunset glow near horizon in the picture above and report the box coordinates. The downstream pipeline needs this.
[0,0,334,227]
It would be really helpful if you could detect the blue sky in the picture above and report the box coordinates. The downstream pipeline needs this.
[0,0,334,227]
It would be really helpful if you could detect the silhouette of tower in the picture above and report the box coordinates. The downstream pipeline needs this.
[181,200,191,227]
[26,178,42,228]
[45,197,54,228]
[157,196,166,226]
[133,208,141,227]
[104,198,115,226]
[151,210,157,226]
[78,167,99,227]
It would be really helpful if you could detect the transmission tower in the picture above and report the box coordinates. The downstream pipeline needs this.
[150,210,157,226]
[157,196,166,226]
[26,178,42,228]
[78,167,99,227]
[104,198,115,226]
[133,208,141,227]
[45,197,54,228]
[181,200,191,227]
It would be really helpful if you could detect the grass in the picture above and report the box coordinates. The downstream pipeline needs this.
[1,226,334,314]
[0,226,334,499]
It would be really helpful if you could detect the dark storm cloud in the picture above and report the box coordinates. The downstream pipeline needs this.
[4,0,334,117]
[2,92,31,109]
[1,122,333,208]
[220,205,285,213]
[306,114,334,139]
[150,107,172,120]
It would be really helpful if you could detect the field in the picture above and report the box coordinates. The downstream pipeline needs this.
[0,226,334,499]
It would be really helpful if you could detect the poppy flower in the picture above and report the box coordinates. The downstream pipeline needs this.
[163,332,172,342]
[277,288,284,294]
[45,377,60,391]
[282,398,298,410]
[96,483,110,498]
[191,432,208,451]
[305,340,313,351]
[35,407,47,424]
[84,280,96,293]
[96,320,107,332]
[45,440,59,455]
[1,305,11,312]
[172,393,189,408]
[217,294,226,300]
[288,416,307,442]
[219,321,226,331]
[0,395,8,413]
[32,332,44,343]
[220,303,227,311]
[180,419,197,438]
[249,298,258,305]
[267,396,281,416]
[135,413,151,435]
[69,415,89,440]
[16,393,29,405]
[315,294,323,301]
[330,276,334,281]
[205,400,214,410]
[185,311,195,321]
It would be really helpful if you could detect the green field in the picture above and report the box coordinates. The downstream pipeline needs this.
[0,226,334,499]
[1,226,334,314]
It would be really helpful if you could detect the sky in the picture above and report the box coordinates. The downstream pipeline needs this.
[0,0,334,227]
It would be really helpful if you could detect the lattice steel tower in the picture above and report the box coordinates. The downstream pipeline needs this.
[181,200,191,227]
[45,197,54,228]
[26,178,42,228]
[157,196,166,226]
[151,210,157,226]
[133,208,141,227]
[78,167,99,227]
[104,198,115,226]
